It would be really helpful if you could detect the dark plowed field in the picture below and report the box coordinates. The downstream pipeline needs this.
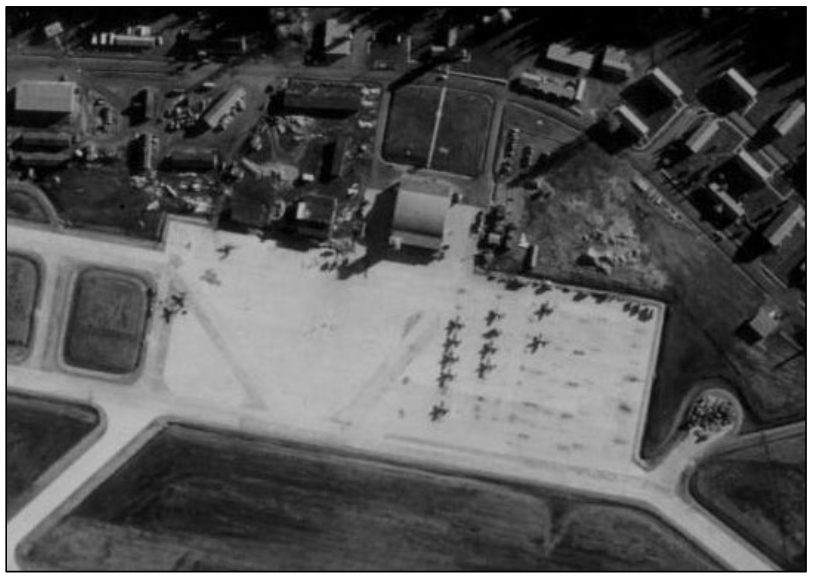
[691,432,806,570]
[7,393,101,520]
[19,423,721,571]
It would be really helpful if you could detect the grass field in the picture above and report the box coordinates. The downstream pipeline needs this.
[7,393,100,520]
[429,90,492,177]
[382,85,441,168]
[638,209,804,458]
[19,423,720,571]
[39,165,164,241]
[7,254,41,359]
[64,268,150,375]
[690,432,805,570]
[7,188,51,223]
[382,86,492,177]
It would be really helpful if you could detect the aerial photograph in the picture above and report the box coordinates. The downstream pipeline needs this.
[5,6,806,571]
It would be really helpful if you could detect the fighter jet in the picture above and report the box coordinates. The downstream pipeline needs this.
[534,302,554,321]
[170,292,187,309]
[443,335,461,350]
[482,327,501,340]
[476,360,496,379]
[216,244,236,260]
[441,351,460,366]
[446,316,464,333]
[527,334,548,354]
[485,309,504,326]
[437,370,456,389]
[479,341,497,358]
[429,402,450,422]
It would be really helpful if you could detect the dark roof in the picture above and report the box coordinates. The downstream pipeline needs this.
[165,149,216,171]
[282,90,358,116]
[325,136,347,179]
[16,151,71,167]
[17,131,72,150]
[231,195,270,228]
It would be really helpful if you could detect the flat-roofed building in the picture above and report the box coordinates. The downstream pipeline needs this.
[324,18,353,57]
[601,46,632,80]
[649,67,683,101]
[614,105,650,139]
[202,86,246,129]
[742,303,781,343]
[43,21,63,38]
[295,194,338,240]
[110,33,157,50]
[721,68,758,110]
[763,203,805,248]
[773,101,805,137]
[545,43,594,75]
[165,148,217,172]
[132,133,156,173]
[685,118,720,153]
[281,90,359,118]
[514,71,579,103]
[390,178,452,251]
[324,135,347,180]
[14,80,77,116]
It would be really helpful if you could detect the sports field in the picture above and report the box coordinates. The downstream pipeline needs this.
[64,268,151,375]
[7,393,100,521]
[430,90,492,176]
[381,86,440,168]
[382,86,493,177]
[7,253,41,359]
[18,423,720,571]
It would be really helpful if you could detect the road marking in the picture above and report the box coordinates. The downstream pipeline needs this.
[426,86,448,168]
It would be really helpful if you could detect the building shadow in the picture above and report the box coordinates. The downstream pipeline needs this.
[585,119,637,155]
